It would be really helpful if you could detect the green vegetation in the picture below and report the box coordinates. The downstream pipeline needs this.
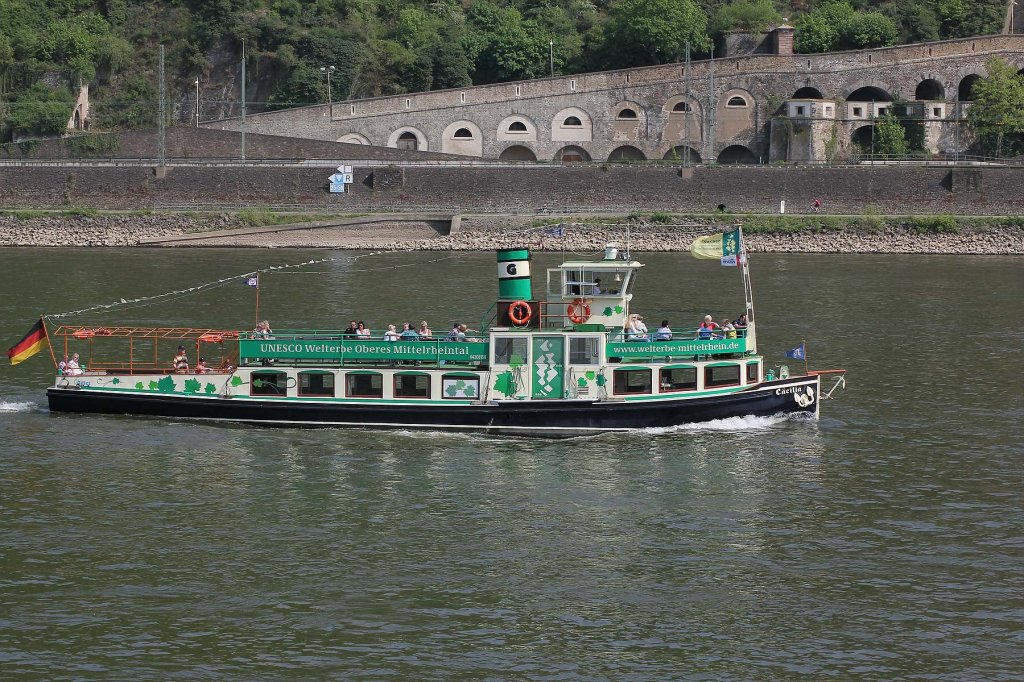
[0,0,1013,141]
[966,58,1024,158]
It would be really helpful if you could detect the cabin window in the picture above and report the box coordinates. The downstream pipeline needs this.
[299,371,335,397]
[494,337,528,365]
[394,373,430,398]
[569,337,600,365]
[746,363,759,383]
[346,372,383,398]
[660,367,697,392]
[442,374,479,399]
[705,365,741,388]
[727,96,747,107]
[251,371,287,396]
[613,369,652,395]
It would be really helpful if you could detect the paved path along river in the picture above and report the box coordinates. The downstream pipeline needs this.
[0,249,1021,680]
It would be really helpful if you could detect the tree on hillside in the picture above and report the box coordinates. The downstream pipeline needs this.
[967,58,1024,157]
[712,0,781,35]
[602,0,712,66]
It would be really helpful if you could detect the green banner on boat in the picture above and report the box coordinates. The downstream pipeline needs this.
[607,338,746,357]
[240,339,488,362]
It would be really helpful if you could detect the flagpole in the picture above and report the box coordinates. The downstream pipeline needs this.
[40,315,57,368]
[739,225,756,353]
[803,337,808,375]
[254,278,260,330]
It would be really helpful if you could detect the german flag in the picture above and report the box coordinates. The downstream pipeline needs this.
[7,318,48,365]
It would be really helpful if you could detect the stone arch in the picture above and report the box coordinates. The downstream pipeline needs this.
[662,146,702,163]
[608,145,646,161]
[611,100,646,141]
[498,145,537,162]
[716,145,757,165]
[851,124,875,151]
[552,107,593,142]
[792,86,825,99]
[958,74,983,101]
[387,127,428,151]
[554,145,591,163]
[337,132,370,145]
[717,88,756,140]
[441,120,483,156]
[846,84,894,101]
[915,79,945,101]
[663,95,702,145]
[497,114,538,142]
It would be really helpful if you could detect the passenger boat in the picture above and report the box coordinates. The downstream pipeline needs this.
[31,232,845,437]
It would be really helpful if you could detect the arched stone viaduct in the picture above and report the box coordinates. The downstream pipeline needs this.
[205,34,1024,163]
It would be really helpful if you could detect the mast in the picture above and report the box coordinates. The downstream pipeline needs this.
[739,225,756,353]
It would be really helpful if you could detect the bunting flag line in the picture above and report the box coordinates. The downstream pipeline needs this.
[7,318,47,365]
[690,227,744,266]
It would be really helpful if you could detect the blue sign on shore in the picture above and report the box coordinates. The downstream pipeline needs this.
[327,166,354,193]
[329,182,346,193]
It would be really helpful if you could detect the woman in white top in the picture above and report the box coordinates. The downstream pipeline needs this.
[627,314,648,341]
[383,324,399,341]
[356,321,371,338]
[418,320,432,339]
[66,353,84,376]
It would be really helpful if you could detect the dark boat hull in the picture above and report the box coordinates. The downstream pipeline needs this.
[47,376,820,437]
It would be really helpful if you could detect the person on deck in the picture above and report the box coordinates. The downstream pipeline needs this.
[733,313,748,329]
[172,346,189,372]
[418,321,433,339]
[195,358,212,374]
[66,353,83,376]
[447,323,463,341]
[356,321,371,338]
[655,320,673,341]
[698,315,719,340]
[399,322,419,341]
[627,314,648,341]
[383,324,399,341]
[343,320,359,337]
[58,355,68,374]
[591,278,603,295]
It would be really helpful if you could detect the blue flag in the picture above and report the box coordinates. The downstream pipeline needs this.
[244,274,259,288]
[785,343,806,360]
[545,225,565,237]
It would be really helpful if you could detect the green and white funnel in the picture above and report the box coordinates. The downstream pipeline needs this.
[496,248,532,300]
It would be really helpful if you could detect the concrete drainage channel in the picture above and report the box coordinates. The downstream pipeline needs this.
[138,214,460,245]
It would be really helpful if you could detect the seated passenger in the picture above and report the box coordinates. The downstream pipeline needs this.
[253,320,272,339]
[58,354,69,375]
[172,345,189,372]
[591,278,603,295]
[418,320,433,339]
[356,321,371,338]
[399,322,419,340]
[446,323,463,341]
[733,313,748,329]
[722,321,737,339]
[655,320,673,341]
[343,320,359,338]
[195,358,213,374]
[627,314,648,341]
[66,353,84,376]
[383,324,399,341]
[697,315,719,340]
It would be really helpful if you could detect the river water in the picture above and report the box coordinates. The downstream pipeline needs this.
[0,249,1021,680]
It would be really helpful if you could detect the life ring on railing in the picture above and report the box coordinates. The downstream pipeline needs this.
[198,333,224,343]
[73,329,95,339]
[508,300,533,326]
[95,328,113,336]
[567,299,591,324]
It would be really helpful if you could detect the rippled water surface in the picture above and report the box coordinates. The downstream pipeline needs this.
[1,249,1021,680]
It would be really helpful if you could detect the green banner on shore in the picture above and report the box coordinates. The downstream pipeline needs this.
[239,339,488,362]
[607,338,745,357]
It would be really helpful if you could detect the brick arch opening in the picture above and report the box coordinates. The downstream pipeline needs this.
[441,120,483,156]
[338,132,370,145]
[498,114,538,142]
[847,86,893,102]
[792,86,824,99]
[851,124,876,152]
[915,79,945,101]
[662,146,702,163]
[717,89,756,140]
[388,127,427,151]
[958,74,982,101]
[608,145,646,161]
[552,107,593,142]
[716,145,757,165]
[499,145,537,162]
[554,145,591,163]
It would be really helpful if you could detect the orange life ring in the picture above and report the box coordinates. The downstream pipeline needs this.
[73,329,95,339]
[567,299,591,324]
[95,328,113,336]
[198,333,224,343]
[508,300,533,326]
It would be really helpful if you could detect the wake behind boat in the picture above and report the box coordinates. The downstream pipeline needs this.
[12,228,846,437]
